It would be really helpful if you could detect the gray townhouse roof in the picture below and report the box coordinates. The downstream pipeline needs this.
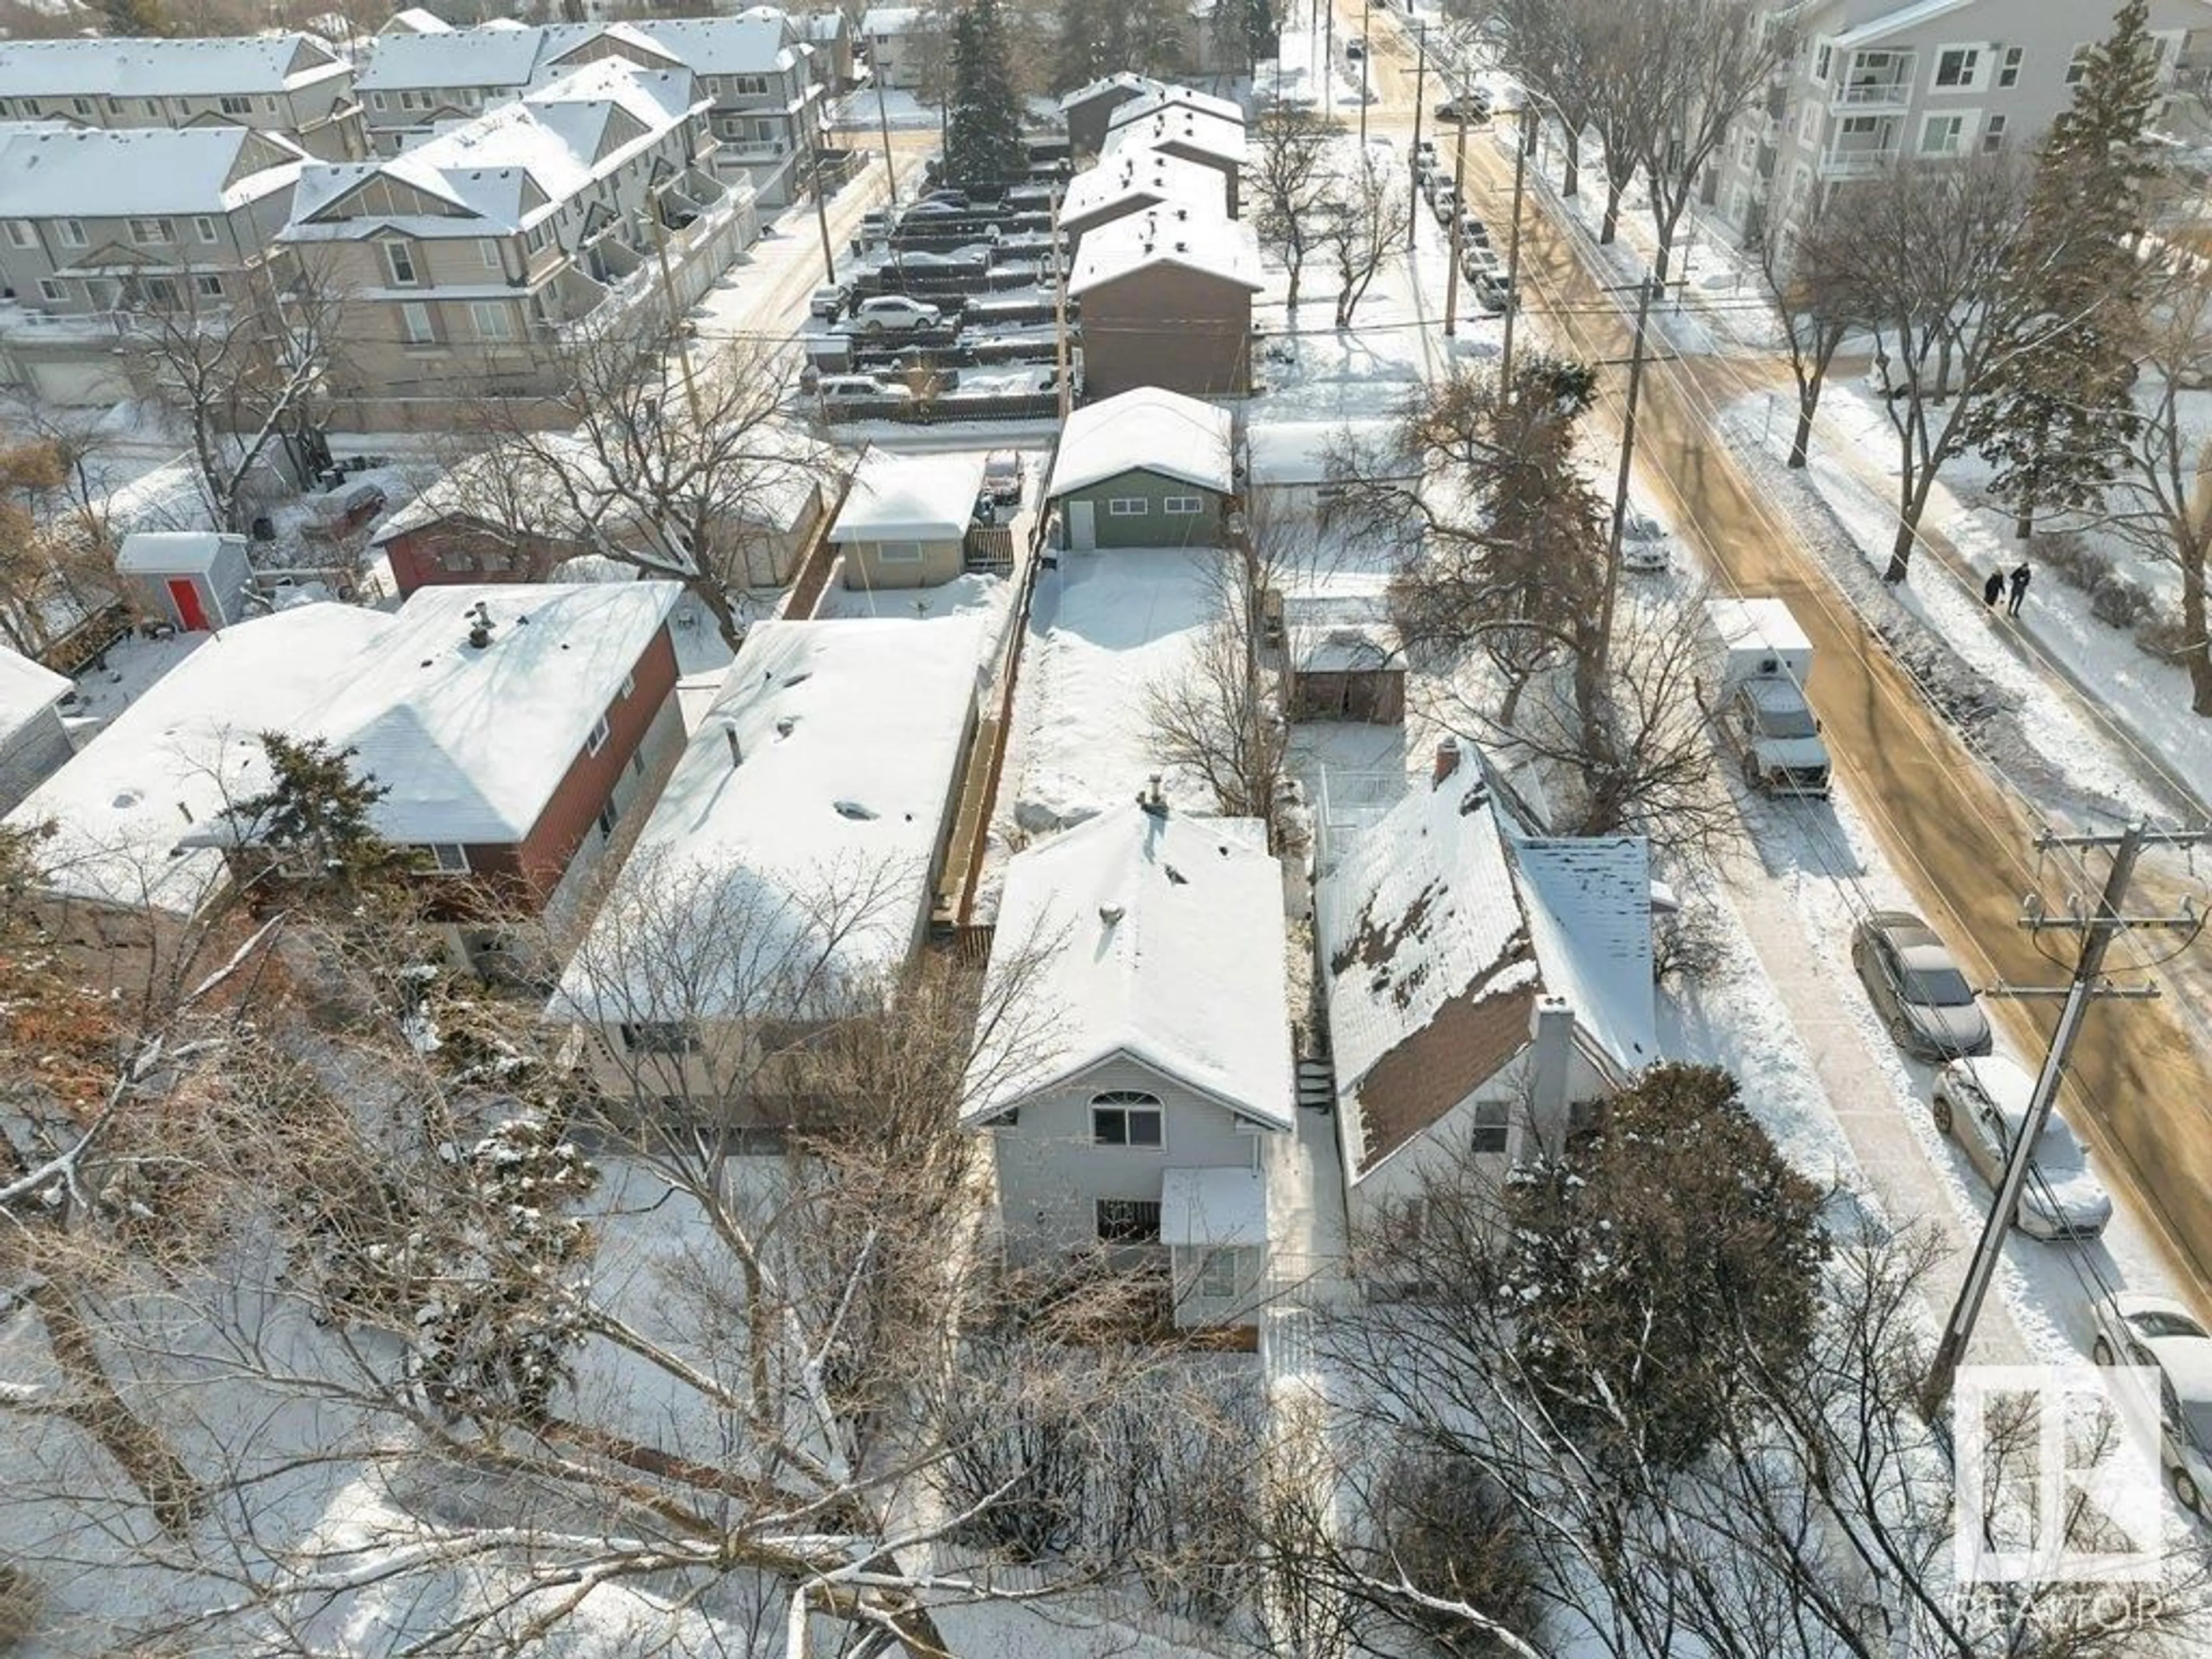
[1067,206,1263,296]
[0,34,351,101]
[358,16,798,93]
[355,24,552,91]
[1059,147,1226,225]
[0,126,308,218]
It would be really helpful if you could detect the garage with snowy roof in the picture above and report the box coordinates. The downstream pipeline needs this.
[830,448,985,590]
[1046,387,1234,551]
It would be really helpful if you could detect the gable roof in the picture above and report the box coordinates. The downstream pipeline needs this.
[0,33,350,101]
[1067,206,1263,297]
[627,16,799,78]
[381,8,452,35]
[1047,387,1233,498]
[831,449,984,542]
[0,645,71,735]
[1828,0,1984,50]
[356,23,549,90]
[550,615,984,1024]
[0,126,307,218]
[967,804,1294,1131]
[1100,105,1247,166]
[116,531,241,574]
[1104,84,1244,131]
[1059,147,1226,229]
[1059,71,1171,112]
[1316,759,1654,1177]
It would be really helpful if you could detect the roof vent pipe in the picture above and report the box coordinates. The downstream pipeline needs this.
[726,726,743,768]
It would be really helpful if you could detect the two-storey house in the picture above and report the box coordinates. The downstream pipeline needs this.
[279,59,749,430]
[1714,0,2212,244]
[0,35,363,161]
[0,124,309,406]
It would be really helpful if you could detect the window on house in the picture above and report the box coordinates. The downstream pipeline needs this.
[71,97,93,116]
[143,99,160,116]
[461,87,480,107]
[876,540,923,563]
[219,94,253,116]
[618,671,636,700]
[2065,45,2093,86]
[138,279,180,315]
[1840,115,1878,137]
[400,89,427,111]
[370,90,387,111]
[194,274,225,300]
[586,712,612,756]
[1933,47,1980,89]
[423,842,470,873]
[400,302,435,344]
[384,240,419,285]
[1982,113,2008,153]
[128,217,174,245]
[0,100,12,117]
[1106,497,1149,517]
[1162,495,1203,516]
[3,222,29,249]
[619,1020,701,1054]
[37,278,65,304]
[1997,46,2022,88]
[105,96,123,113]
[736,74,768,94]
[1096,1198,1162,1245]
[1195,1249,1241,1300]
[1470,1098,1510,1155]
[262,96,278,114]
[1812,43,1831,83]
[630,748,647,779]
[1092,1090,1165,1147]
[471,301,516,341]
[194,215,219,244]
[1918,113,1967,155]
[596,799,620,842]
[480,238,502,269]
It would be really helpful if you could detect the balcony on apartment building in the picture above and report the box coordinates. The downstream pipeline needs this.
[1834,52,1915,113]
[1817,112,1902,180]
[547,164,746,340]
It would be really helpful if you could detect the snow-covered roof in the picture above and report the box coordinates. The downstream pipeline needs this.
[0,645,70,734]
[967,804,1293,1131]
[0,33,351,100]
[1160,1165,1267,1247]
[1047,387,1233,499]
[859,6,923,36]
[831,449,984,542]
[116,531,241,574]
[0,126,306,218]
[1067,207,1263,297]
[1099,105,1247,166]
[1245,418,1418,488]
[1007,547,1223,834]
[801,10,849,41]
[356,23,548,91]
[1059,147,1226,226]
[1104,84,1244,132]
[381,8,452,35]
[551,616,984,1022]
[289,59,703,238]
[1059,71,1170,112]
[6,605,393,915]
[1317,757,1655,1174]
[626,17,798,78]
[289,582,680,844]
[1828,0,1982,51]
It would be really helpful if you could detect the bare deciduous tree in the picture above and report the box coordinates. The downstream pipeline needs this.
[1635,0,1789,281]
[1248,107,1339,316]
[1321,147,1414,331]
[1758,194,1861,471]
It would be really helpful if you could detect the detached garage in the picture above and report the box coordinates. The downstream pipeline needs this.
[1046,387,1234,551]
[832,449,985,591]
[116,532,254,632]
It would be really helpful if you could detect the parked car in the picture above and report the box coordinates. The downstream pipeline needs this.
[1346,36,1366,61]
[1459,245,1501,279]
[1434,90,1491,123]
[809,284,847,321]
[983,449,1025,505]
[904,199,968,220]
[1472,270,1514,313]
[921,187,971,209]
[2092,1292,2212,1513]
[1457,213,1491,247]
[1619,510,1668,574]
[1430,185,1460,222]
[1850,910,1993,1061]
[816,374,911,402]
[1931,1056,2112,1241]
[1415,137,1436,165]
[851,295,942,333]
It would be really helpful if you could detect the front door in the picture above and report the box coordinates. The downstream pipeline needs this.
[166,577,209,631]
[1067,498,1096,551]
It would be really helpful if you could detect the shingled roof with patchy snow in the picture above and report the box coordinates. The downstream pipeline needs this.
[967,804,1294,1131]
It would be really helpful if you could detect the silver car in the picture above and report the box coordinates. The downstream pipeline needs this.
[1850,910,1993,1061]
[1931,1056,2112,1241]
[2092,1291,2212,1514]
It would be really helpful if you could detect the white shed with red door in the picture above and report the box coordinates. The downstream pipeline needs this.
[116,532,254,633]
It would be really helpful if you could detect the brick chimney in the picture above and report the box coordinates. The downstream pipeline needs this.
[1433,736,1460,783]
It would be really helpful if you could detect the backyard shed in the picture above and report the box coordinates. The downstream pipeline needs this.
[1046,386,1235,550]
[115,532,253,632]
[831,449,985,590]
[0,646,75,813]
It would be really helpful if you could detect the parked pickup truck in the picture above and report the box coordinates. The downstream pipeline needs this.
[1700,597,1832,798]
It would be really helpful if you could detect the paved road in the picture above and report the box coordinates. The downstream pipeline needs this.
[1346,2,2212,1324]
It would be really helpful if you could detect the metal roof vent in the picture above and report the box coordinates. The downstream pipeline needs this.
[465,600,494,649]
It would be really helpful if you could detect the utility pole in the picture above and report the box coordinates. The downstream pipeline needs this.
[1323,0,1335,106]
[1596,272,1658,677]
[1357,0,1370,148]
[1052,202,1071,423]
[645,179,704,427]
[789,105,838,285]
[876,73,899,206]
[1499,100,1530,382]
[1922,823,2209,1419]
[1442,88,1468,336]
[1407,20,1427,255]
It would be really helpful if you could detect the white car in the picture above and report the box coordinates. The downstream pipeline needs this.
[808,285,846,320]
[850,295,942,333]
[1931,1056,2112,1241]
[1619,511,1669,574]
[2092,1292,2212,1514]
[816,374,910,402]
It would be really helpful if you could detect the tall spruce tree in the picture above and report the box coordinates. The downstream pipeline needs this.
[1963,0,2164,538]
[944,0,1028,191]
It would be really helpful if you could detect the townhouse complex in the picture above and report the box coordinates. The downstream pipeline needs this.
[1714,0,2212,242]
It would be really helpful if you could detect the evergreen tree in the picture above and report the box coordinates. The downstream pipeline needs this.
[1051,0,1188,92]
[232,732,423,897]
[103,0,171,35]
[1963,0,2165,538]
[943,0,1028,191]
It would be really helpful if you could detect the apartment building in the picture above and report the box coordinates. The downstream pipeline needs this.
[0,124,309,405]
[0,34,364,161]
[1715,0,2212,243]
[280,59,752,430]
[355,14,824,207]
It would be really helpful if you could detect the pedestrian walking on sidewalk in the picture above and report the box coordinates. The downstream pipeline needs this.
[1983,569,2005,607]
[2007,563,2031,618]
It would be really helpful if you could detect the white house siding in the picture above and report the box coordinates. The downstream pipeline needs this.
[988,1054,1270,1263]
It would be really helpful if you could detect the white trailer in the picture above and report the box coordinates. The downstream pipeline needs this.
[1702,597,1831,798]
